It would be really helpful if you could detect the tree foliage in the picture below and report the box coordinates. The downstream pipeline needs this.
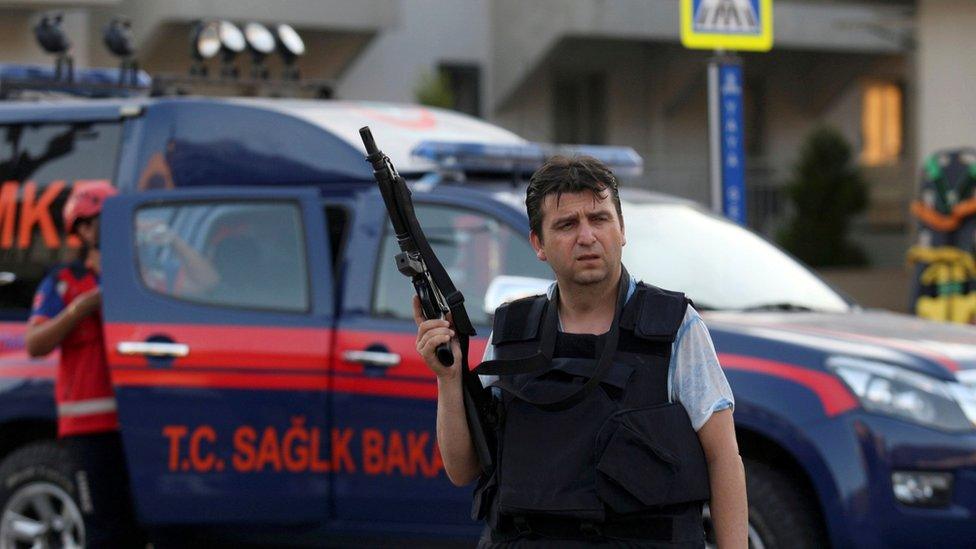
[414,69,454,109]
[777,127,869,267]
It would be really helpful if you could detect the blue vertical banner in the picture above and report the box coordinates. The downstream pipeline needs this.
[718,62,746,225]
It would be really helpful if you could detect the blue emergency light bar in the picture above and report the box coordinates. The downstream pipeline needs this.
[0,64,151,98]
[411,141,644,177]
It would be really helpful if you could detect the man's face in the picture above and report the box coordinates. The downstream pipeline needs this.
[75,217,100,248]
[530,189,625,287]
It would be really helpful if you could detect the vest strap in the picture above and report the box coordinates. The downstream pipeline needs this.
[474,301,554,377]
[477,267,630,412]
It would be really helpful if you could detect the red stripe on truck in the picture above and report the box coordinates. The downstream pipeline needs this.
[719,353,858,416]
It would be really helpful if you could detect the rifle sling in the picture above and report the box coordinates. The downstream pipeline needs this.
[397,177,494,468]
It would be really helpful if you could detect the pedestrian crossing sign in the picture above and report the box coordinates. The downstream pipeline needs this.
[681,0,773,52]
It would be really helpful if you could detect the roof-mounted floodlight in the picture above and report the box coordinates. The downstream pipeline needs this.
[217,21,246,78]
[275,24,305,80]
[34,13,70,54]
[103,17,134,57]
[103,17,139,85]
[190,21,220,76]
[33,12,73,81]
[411,141,644,178]
[244,22,275,79]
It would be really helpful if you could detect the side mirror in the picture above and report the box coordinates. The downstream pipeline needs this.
[483,275,553,316]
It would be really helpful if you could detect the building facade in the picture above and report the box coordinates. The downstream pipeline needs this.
[1,0,959,268]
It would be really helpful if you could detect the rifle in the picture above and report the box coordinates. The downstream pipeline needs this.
[359,126,495,471]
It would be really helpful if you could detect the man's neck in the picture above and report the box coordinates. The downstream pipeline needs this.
[555,266,622,334]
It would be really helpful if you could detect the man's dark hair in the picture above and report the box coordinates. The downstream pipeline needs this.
[525,155,622,240]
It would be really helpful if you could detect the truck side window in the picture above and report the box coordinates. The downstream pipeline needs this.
[0,122,122,320]
[372,203,552,325]
[134,201,309,312]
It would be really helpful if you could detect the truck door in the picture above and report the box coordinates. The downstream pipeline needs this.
[99,188,335,527]
[332,193,553,535]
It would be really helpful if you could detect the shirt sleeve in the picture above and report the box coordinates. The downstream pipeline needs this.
[479,332,498,389]
[670,307,735,432]
[28,271,65,325]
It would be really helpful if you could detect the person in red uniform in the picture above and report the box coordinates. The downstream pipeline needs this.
[25,181,142,548]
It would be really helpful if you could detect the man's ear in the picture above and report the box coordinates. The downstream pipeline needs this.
[529,230,547,262]
[620,219,626,247]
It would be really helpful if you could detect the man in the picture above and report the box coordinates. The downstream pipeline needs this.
[414,156,747,547]
[26,181,142,548]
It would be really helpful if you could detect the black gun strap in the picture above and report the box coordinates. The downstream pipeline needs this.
[363,131,492,470]
[401,194,476,337]
[394,176,495,468]
[459,333,495,469]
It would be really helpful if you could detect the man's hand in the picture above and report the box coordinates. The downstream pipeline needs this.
[413,295,461,379]
[71,288,102,318]
[136,218,176,246]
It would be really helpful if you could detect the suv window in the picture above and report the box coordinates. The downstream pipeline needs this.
[373,203,551,325]
[0,122,122,319]
[135,201,309,312]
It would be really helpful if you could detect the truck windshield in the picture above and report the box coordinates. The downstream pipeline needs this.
[620,201,851,313]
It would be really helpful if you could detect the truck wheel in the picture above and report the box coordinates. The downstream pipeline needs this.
[704,459,827,549]
[0,442,86,549]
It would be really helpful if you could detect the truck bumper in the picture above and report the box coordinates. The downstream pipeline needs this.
[810,412,976,548]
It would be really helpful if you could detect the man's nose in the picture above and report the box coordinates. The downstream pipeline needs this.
[577,221,597,244]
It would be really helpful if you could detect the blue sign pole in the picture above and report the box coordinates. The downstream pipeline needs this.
[708,56,746,225]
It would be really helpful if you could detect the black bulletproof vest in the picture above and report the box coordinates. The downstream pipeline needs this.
[472,277,710,543]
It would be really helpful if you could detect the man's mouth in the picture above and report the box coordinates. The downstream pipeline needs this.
[577,254,601,262]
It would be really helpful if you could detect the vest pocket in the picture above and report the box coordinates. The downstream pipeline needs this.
[495,378,613,520]
[596,421,678,511]
[595,404,710,513]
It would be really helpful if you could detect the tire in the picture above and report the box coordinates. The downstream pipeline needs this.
[708,459,827,549]
[0,441,86,549]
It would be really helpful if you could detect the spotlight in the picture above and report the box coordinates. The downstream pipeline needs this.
[103,17,138,85]
[275,24,305,80]
[245,23,275,56]
[34,12,70,54]
[217,20,246,78]
[244,22,275,79]
[33,12,73,81]
[103,17,134,58]
[190,21,220,76]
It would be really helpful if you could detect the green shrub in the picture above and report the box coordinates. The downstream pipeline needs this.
[777,127,869,267]
[414,69,454,109]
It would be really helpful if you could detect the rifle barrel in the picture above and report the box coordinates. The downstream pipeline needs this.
[359,126,379,156]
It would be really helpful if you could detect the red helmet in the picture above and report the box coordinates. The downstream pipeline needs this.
[63,181,118,234]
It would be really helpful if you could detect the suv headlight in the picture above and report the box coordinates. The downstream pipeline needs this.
[827,356,976,432]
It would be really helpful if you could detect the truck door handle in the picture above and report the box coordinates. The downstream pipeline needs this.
[117,341,190,358]
[342,350,400,368]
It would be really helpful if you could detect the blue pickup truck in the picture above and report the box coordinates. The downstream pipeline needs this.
[0,68,975,548]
